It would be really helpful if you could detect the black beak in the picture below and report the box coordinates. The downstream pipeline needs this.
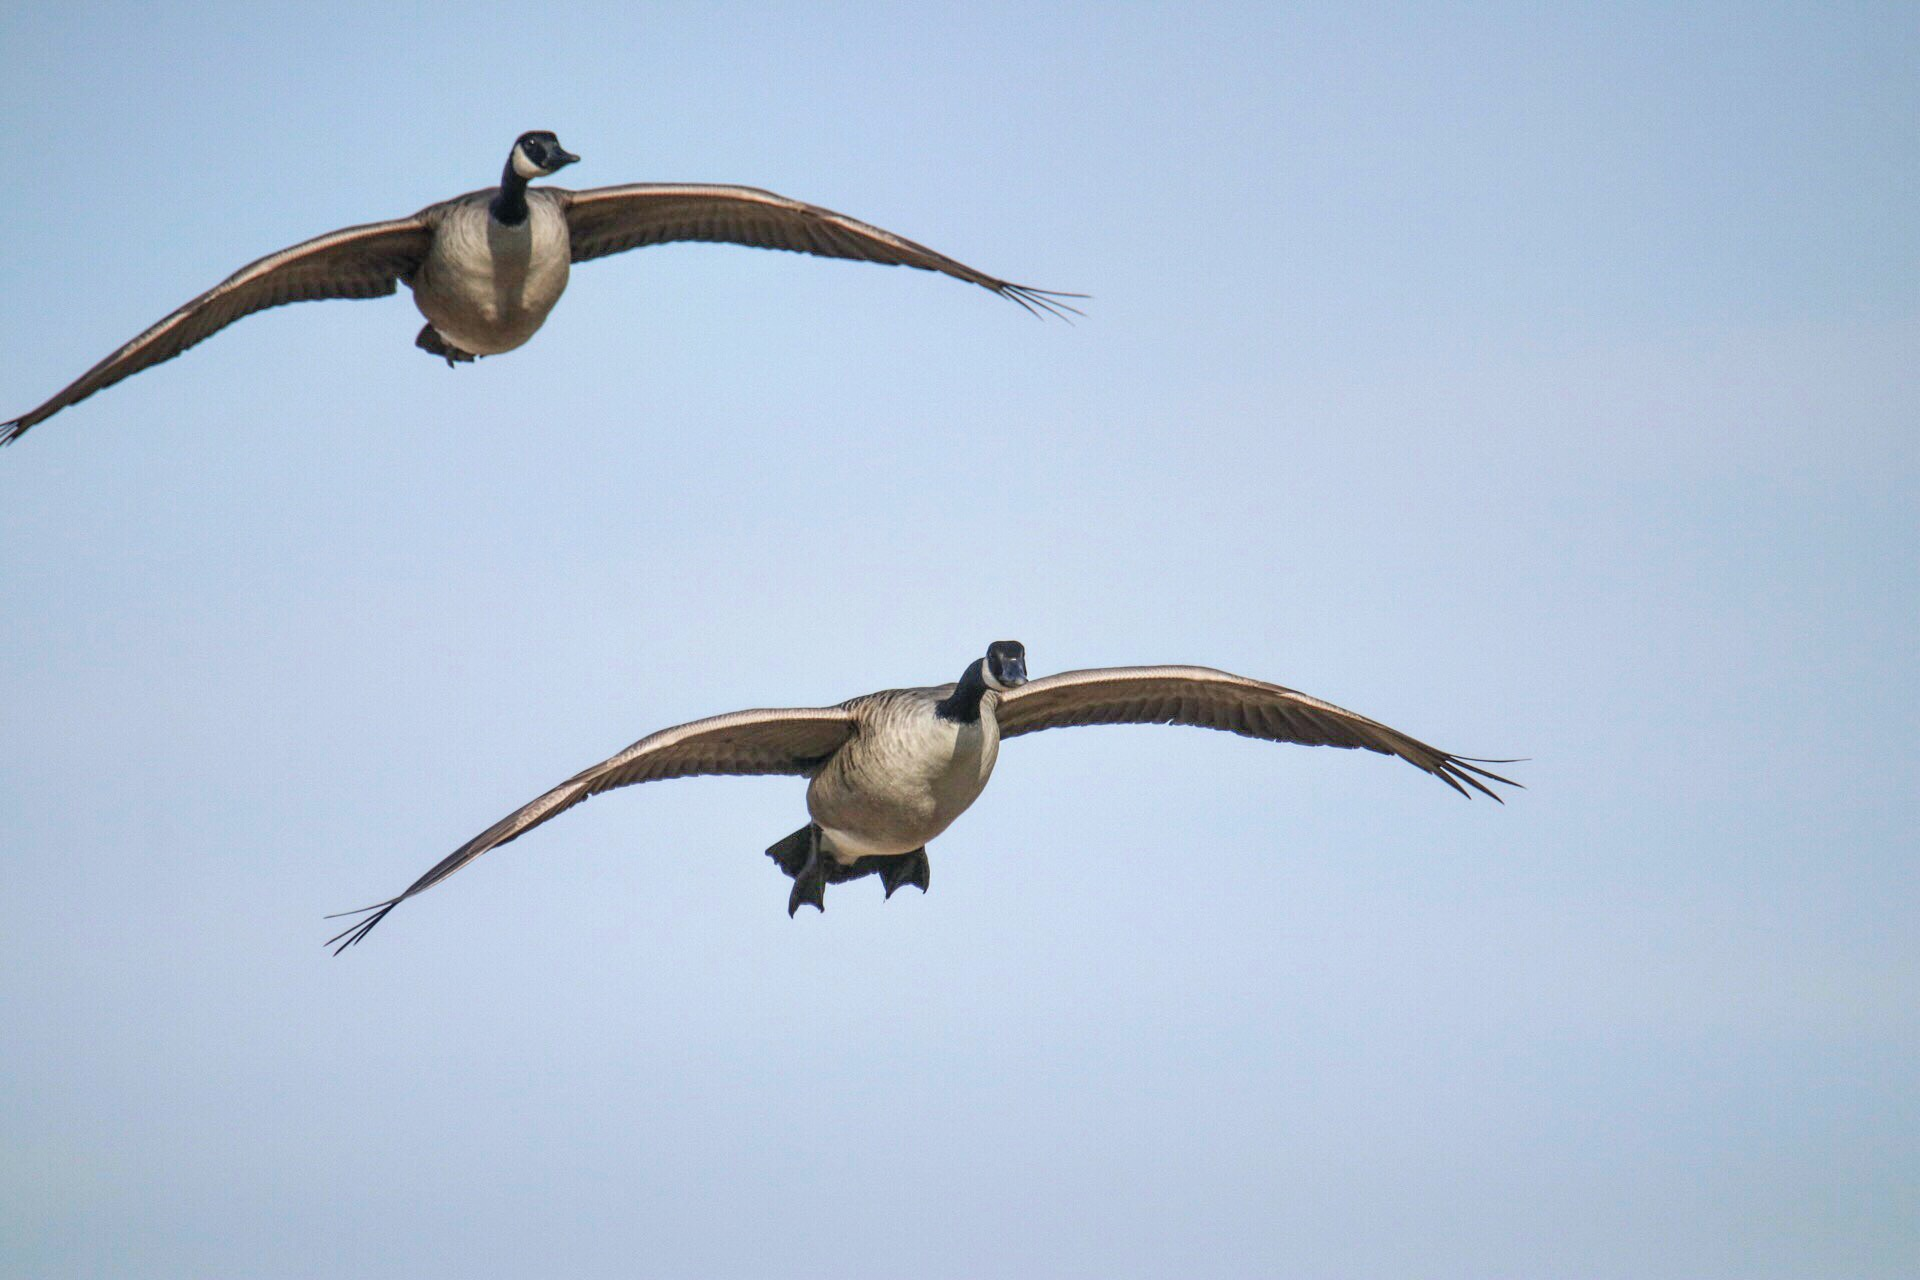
[1000,656,1028,687]
[550,148,580,170]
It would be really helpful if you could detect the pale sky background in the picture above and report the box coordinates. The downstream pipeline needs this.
[2,3,1914,1277]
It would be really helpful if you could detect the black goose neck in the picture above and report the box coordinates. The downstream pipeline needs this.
[935,662,991,724]
[490,159,530,226]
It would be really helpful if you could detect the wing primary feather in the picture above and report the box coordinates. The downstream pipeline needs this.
[560,184,1083,319]
[1001,284,1087,322]
[324,900,401,954]
[325,705,855,953]
[3,216,429,443]
[997,666,1521,803]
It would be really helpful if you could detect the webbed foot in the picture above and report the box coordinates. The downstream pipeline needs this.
[875,848,931,898]
[415,325,478,367]
[772,824,829,917]
[787,852,828,917]
[766,825,814,879]
[767,826,929,913]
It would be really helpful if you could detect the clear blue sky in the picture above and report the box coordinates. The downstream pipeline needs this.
[2,3,1914,1276]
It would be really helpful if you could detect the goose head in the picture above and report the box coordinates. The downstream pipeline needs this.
[510,130,580,180]
[980,640,1029,692]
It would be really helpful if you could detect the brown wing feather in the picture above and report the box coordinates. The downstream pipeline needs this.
[327,705,857,952]
[997,666,1518,800]
[3,215,434,443]
[558,183,1082,318]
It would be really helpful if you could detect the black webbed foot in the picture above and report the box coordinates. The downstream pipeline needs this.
[772,824,830,917]
[875,848,931,898]
[415,324,478,367]
[787,863,827,917]
[766,825,814,879]
[766,826,930,913]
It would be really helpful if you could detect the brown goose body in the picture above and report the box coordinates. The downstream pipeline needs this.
[409,190,574,356]
[806,685,1003,861]
[3,132,1079,445]
[328,644,1517,951]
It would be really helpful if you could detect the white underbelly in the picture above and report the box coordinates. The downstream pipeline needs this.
[412,201,571,354]
[809,706,1001,862]
[818,825,921,863]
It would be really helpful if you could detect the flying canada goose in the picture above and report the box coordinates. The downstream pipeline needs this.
[2,131,1080,444]
[327,642,1517,951]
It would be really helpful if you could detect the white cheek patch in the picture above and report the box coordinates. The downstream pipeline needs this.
[982,661,1010,692]
[511,148,544,179]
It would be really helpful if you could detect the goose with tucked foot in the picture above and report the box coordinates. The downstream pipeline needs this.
[4,132,1081,445]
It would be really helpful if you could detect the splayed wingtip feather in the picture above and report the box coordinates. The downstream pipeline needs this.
[1000,283,1086,322]
[325,899,401,955]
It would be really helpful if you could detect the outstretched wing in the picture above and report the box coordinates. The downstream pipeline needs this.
[559,182,1082,319]
[328,705,858,952]
[997,666,1518,800]
[4,215,434,443]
